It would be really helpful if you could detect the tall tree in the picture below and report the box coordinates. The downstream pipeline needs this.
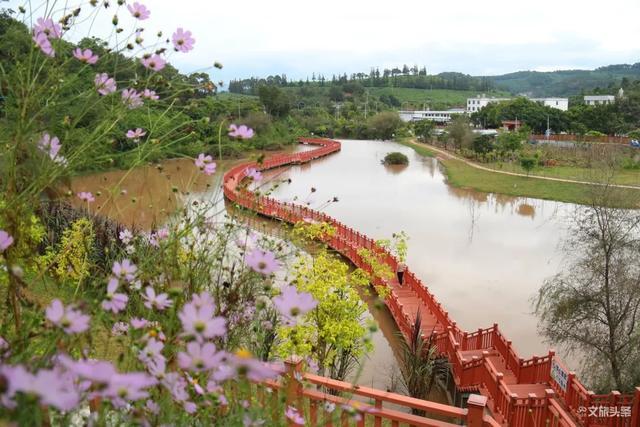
[535,185,640,392]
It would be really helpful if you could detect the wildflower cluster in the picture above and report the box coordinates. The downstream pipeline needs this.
[0,1,371,424]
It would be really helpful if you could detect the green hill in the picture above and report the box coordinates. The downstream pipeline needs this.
[486,64,640,96]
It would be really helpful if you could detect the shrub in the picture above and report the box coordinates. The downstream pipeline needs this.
[520,156,537,175]
[383,152,409,165]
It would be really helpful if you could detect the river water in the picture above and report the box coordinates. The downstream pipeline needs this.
[70,139,576,395]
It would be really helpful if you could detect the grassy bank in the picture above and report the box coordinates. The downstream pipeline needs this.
[398,139,640,208]
[482,162,640,187]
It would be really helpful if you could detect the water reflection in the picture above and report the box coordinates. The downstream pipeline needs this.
[383,164,409,175]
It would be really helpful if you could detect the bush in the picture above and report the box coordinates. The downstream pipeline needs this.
[383,152,409,165]
[520,156,537,175]
[472,135,494,155]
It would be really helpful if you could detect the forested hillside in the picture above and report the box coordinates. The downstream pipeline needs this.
[487,64,640,96]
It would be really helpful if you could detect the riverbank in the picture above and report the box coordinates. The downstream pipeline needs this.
[398,139,640,208]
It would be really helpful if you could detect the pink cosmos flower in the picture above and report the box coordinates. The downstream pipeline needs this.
[45,299,90,334]
[95,73,116,95]
[130,317,149,329]
[227,351,278,381]
[191,291,215,309]
[162,372,189,402]
[119,229,133,244]
[273,285,318,326]
[245,249,280,275]
[142,287,172,310]
[127,2,150,20]
[228,124,254,139]
[29,368,80,411]
[141,54,166,72]
[103,372,157,406]
[112,259,137,282]
[146,399,160,415]
[185,373,205,395]
[0,230,14,252]
[178,301,226,341]
[37,133,62,160]
[245,167,263,181]
[32,31,54,57]
[138,338,165,370]
[77,191,95,203]
[194,153,211,168]
[58,355,117,384]
[34,17,62,39]
[142,88,159,100]
[101,278,129,313]
[172,28,195,52]
[285,406,305,426]
[184,401,197,414]
[177,341,223,372]
[156,227,169,240]
[73,48,98,64]
[122,88,143,109]
[194,153,216,175]
[126,128,147,140]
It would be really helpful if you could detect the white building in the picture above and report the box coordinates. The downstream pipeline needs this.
[466,95,569,113]
[531,97,569,111]
[466,96,511,113]
[584,95,615,106]
[398,109,466,123]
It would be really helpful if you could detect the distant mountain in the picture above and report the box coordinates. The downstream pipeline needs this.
[484,63,640,97]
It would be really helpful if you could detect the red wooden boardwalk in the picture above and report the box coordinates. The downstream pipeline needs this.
[223,137,640,427]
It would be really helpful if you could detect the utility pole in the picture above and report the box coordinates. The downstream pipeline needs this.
[546,114,550,138]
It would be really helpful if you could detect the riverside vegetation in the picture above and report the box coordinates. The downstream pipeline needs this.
[0,2,428,425]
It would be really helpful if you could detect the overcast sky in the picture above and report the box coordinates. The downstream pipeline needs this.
[9,0,640,85]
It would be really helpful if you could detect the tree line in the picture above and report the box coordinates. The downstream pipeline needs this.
[228,67,494,95]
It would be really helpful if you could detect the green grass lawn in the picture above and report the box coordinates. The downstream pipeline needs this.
[399,140,640,208]
[368,87,510,108]
[484,162,640,187]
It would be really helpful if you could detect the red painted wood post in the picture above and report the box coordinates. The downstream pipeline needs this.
[374,399,383,427]
[285,356,304,426]
[467,394,488,426]
[631,387,640,427]
[544,388,556,426]
[566,371,576,408]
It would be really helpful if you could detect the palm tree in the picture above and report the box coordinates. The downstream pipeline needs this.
[398,310,450,415]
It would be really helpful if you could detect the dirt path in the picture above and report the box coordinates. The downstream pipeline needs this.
[407,140,640,190]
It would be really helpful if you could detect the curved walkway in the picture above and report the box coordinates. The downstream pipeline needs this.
[223,137,640,427]
[407,140,640,190]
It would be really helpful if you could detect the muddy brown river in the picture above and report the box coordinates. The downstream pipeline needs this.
[70,139,575,395]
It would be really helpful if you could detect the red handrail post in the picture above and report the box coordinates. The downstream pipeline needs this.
[285,355,304,424]
[631,387,640,427]
[467,394,488,426]
[544,388,555,426]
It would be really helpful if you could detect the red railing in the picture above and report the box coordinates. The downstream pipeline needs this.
[223,137,640,426]
[258,357,499,427]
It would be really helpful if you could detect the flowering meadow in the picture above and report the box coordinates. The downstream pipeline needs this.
[0,1,382,425]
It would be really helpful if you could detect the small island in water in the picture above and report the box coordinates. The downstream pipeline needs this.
[383,152,409,165]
